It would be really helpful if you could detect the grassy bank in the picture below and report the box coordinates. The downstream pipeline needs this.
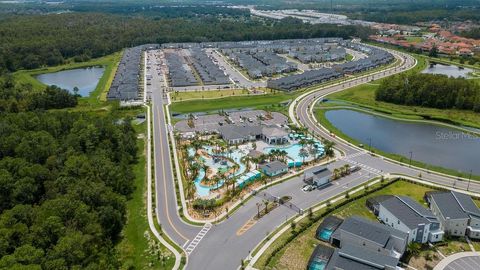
[322,54,480,129]
[255,180,436,270]
[116,109,176,270]
[314,108,480,181]
[170,91,296,115]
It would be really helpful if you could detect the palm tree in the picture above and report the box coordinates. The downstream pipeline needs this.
[263,199,269,214]
[299,148,309,164]
[343,164,350,176]
[213,174,222,190]
[299,138,308,149]
[256,202,262,218]
[333,168,340,180]
[280,150,288,162]
[322,138,335,158]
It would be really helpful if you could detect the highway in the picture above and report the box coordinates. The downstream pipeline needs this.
[147,46,480,270]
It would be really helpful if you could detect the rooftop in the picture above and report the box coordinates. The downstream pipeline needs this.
[333,216,408,247]
[379,196,438,229]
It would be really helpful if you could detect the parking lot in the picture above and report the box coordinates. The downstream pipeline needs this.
[174,109,288,133]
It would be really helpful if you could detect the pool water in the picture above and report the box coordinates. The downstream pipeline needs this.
[264,141,324,165]
[318,229,333,241]
[308,260,326,270]
[188,146,251,197]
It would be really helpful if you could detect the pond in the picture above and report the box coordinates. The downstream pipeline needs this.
[324,109,480,175]
[421,63,473,78]
[36,66,105,97]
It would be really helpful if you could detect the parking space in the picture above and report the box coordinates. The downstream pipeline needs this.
[174,110,288,133]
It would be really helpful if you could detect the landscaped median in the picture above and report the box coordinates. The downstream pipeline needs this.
[249,177,480,270]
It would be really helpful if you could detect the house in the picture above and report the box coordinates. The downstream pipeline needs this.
[218,125,262,145]
[261,126,289,144]
[368,195,444,243]
[259,161,288,177]
[330,216,408,258]
[218,124,289,145]
[329,243,400,270]
[304,167,332,188]
[425,191,480,239]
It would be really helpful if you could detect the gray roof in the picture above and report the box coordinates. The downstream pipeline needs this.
[218,125,262,141]
[333,216,407,247]
[247,150,263,158]
[307,167,332,179]
[261,126,288,138]
[452,191,480,218]
[260,161,288,174]
[327,243,399,270]
[430,191,470,220]
[379,196,437,229]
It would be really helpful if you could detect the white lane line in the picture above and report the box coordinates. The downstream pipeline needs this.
[185,223,212,255]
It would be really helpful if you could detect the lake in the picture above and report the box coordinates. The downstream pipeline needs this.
[421,63,473,78]
[324,109,480,175]
[36,66,105,97]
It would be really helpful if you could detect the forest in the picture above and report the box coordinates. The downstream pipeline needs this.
[375,73,480,112]
[0,13,373,72]
[0,75,78,112]
[0,109,138,269]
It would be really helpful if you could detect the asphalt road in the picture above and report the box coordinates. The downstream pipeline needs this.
[147,46,480,270]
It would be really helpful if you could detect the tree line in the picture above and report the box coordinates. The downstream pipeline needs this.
[375,73,480,112]
[0,75,78,112]
[0,13,374,72]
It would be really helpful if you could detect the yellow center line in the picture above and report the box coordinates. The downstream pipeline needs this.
[156,106,189,242]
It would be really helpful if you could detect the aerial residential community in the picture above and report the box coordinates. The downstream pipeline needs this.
[1,1,480,270]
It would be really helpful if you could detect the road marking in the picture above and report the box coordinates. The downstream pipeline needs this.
[185,223,212,255]
[237,219,257,236]
[156,106,189,242]
[340,151,367,160]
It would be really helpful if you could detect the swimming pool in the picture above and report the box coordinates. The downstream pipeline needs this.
[263,141,324,165]
[318,229,333,241]
[188,146,253,197]
[308,260,326,270]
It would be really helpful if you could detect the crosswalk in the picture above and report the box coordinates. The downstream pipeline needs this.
[184,223,212,255]
[345,159,382,175]
[340,151,367,160]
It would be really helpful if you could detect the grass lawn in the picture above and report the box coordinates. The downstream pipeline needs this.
[116,109,176,269]
[255,180,435,270]
[170,91,296,115]
[13,52,123,111]
[172,88,250,101]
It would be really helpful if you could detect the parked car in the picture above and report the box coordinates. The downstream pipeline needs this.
[302,185,315,192]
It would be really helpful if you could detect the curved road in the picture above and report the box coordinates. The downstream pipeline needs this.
[147,46,480,270]
[293,47,480,194]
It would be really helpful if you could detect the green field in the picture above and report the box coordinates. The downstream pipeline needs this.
[13,52,123,110]
[170,92,296,115]
[116,109,176,270]
[255,180,435,270]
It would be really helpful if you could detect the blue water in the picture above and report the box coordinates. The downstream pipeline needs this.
[325,109,480,175]
[318,229,333,241]
[264,142,324,164]
[188,146,251,197]
[308,260,326,270]
[36,66,105,97]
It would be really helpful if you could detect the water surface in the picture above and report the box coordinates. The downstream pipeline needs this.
[36,66,105,97]
[325,109,480,175]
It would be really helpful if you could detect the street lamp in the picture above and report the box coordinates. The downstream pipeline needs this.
[367,137,372,152]
[467,169,473,191]
[409,151,413,167]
